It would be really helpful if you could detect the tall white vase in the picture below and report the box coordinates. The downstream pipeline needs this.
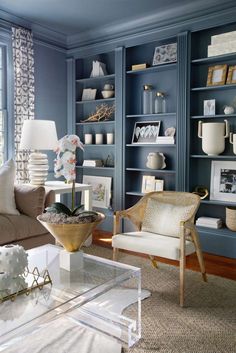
[229,132,236,155]
[198,120,229,155]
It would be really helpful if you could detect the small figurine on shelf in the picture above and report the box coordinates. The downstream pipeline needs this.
[82,103,115,122]
[104,154,114,167]
[90,61,107,77]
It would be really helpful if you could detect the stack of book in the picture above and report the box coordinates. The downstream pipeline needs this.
[208,30,236,57]
[83,160,104,167]
[196,217,222,229]
[156,136,175,144]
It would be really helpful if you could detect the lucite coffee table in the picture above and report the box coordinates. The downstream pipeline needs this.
[0,244,141,349]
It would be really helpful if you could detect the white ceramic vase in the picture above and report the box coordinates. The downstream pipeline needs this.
[146,152,166,169]
[230,132,236,154]
[198,120,229,155]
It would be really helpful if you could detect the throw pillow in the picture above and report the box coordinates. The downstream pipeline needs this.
[15,184,46,218]
[142,197,195,237]
[0,159,19,215]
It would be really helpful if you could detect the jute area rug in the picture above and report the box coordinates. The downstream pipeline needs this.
[84,245,236,353]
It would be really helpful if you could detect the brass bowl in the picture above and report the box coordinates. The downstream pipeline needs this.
[37,213,105,252]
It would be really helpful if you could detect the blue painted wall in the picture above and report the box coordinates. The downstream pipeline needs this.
[34,42,67,175]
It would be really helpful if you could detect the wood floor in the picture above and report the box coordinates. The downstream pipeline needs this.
[93,230,236,281]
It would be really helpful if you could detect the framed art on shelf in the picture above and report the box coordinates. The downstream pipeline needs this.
[226,65,236,84]
[82,175,112,208]
[210,161,236,202]
[203,99,215,116]
[141,176,155,193]
[81,88,97,101]
[152,43,177,66]
[132,121,161,144]
[206,64,227,86]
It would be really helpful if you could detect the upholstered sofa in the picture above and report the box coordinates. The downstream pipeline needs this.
[0,184,55,250]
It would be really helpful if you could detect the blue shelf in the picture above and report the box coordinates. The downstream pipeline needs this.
[126,62,177,75]
[190,155,234,159]
[126,191,143,197]
[191,114,236,119]
[126,144,176,147]
[201,199,236,207]
[77,166,114,170]
[76,74,115,83]
[76,98,115,104]
[192,53,236,65]
[126,113,176,118]
[126,168,175,174]
[191,84,236,92]
[76,120,114,125]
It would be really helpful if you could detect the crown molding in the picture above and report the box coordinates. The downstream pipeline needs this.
[67,0,236,50]
[67,2,236,56]
[0,9,67,50]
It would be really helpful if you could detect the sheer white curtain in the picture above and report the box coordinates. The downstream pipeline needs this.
[12,27,35,183]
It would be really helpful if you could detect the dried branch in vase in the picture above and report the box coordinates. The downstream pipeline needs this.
[82,103,115,122]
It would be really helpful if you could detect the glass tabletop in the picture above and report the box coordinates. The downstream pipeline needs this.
[0,244,140,345]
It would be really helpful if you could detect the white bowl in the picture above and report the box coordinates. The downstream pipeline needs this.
[101,90,114,99]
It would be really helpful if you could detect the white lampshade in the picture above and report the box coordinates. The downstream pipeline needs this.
[20,120,58,150]
[19,120,58,185]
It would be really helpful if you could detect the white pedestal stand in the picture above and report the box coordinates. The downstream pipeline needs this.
[60,249,83,271]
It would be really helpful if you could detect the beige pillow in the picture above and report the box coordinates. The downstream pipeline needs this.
[0,159,19,215]
[15,184,46,218]
[142,198,194,237]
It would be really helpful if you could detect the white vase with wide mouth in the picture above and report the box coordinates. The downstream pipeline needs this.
[198,120,229,156]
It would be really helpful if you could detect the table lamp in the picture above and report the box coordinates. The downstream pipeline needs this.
[19,120,58,185]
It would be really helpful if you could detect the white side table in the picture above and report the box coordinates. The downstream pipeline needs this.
[44,181,93,246]
[44,181,92,211]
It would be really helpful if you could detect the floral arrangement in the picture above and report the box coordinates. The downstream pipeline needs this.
[54,134,84,182]
[40,134,99,223]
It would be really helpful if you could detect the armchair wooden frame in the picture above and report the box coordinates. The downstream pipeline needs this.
[113,191,207,307]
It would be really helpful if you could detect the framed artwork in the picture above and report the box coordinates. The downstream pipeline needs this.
[203,99,215,116]
[210,161,236,202]
[206,64,227,86]
[226,65,236,84]
[141,176,155,193]
[82,175,112,208]
[154,179,164,191]
[81,88,97,101]
[152,43,177,66]
[132,121,161,144]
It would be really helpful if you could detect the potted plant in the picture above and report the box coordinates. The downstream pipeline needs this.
[37,135,104,252]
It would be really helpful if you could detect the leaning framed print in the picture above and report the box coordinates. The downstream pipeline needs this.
[132,121,161,144]
[206,64,227,86]
[82,175,112,208]
[226,65,236,84]
[152,43,177,66]
[210,161,236,202]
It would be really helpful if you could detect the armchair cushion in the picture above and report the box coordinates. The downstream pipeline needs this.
[15,184,46,218]
[142,198,194,238]
[112,231,195,260]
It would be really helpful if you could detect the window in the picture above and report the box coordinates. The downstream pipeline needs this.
[0,46,6,166]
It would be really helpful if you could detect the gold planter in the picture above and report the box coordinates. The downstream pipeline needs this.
[37,213,105,252]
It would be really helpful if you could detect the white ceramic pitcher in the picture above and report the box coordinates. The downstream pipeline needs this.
[198,120,229,155]
[230,132,236,154]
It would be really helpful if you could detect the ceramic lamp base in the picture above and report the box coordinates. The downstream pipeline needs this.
[60,249,83,271]
[28,152,49,185]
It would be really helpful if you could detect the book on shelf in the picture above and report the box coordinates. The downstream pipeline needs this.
[82,160,104,167]
[155,136,175,144]
[196,217,222,229]
[131,63,149,71]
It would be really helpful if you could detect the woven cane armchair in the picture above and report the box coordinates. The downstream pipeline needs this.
[112,191,207,306]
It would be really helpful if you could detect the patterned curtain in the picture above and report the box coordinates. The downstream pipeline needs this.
[12,27,35,183]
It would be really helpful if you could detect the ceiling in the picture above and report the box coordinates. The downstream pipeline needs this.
[0,0,235,46]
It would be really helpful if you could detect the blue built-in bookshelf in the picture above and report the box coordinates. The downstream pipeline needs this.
[70,18,236,258]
